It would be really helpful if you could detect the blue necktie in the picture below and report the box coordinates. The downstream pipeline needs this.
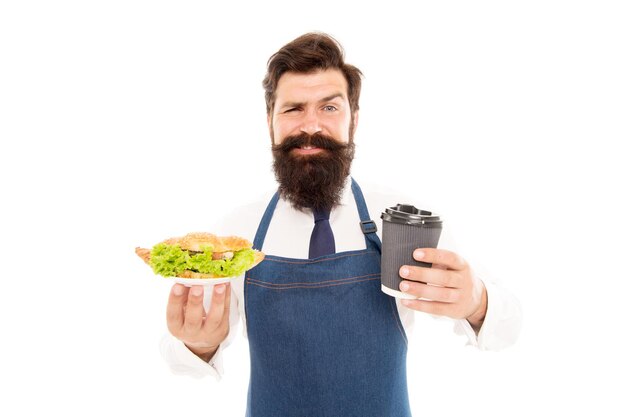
[309,208,336,259]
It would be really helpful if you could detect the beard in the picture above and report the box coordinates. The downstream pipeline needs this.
[272,132,355,211]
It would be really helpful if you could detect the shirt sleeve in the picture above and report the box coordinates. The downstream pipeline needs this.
[453,277,523,350]
[396,275,522,351]
[159,334,225,379]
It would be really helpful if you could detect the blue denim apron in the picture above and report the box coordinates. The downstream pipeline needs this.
[245,180,411,417]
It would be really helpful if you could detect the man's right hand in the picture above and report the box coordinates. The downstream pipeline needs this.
[166,283,231,362]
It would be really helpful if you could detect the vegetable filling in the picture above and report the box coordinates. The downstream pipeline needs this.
[150,243,255,277]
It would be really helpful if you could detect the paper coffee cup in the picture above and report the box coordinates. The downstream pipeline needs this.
[380,204,443,299]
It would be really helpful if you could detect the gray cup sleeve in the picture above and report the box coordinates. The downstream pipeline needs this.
[380,222,443,293]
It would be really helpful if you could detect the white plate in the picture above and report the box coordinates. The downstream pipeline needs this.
[167,275,242,287]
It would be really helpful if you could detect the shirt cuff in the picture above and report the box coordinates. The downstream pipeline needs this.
[454,278,523,351]
[159,334,224,380]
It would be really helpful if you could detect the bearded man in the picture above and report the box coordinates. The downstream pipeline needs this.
[160,33,522,417]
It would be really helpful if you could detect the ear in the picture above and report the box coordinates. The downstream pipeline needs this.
[267,113,274,143]
[351,110,359,135]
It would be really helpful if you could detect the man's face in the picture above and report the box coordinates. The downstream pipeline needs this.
[268,69,359,211]
[269,69,357,147]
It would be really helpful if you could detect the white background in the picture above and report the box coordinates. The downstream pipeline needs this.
[1,1,624,415]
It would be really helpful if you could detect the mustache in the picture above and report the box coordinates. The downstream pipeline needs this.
[272,133,349,153]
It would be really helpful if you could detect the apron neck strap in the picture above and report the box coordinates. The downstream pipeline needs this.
[350,179,382,252]
[252,191,280,250]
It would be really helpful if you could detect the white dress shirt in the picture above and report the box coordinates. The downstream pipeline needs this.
[160,178,523,379]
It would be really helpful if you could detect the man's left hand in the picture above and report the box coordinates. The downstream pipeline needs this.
[398,248,487,331]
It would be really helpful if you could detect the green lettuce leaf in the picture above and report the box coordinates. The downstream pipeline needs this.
[149,244,256,278]
[220,248,255,277]
[149,243,190,277]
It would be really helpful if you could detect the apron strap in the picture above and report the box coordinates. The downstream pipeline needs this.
[351,179,382,253]
[252,191,280,250]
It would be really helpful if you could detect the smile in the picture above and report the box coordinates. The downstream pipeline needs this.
[292,146,325,155]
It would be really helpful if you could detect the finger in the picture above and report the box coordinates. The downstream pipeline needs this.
[223,283,232,317]
[182,285,206,334]
[400,298,460,318]
[399,265,462,288]
[413,248,467,271]
[204,283,230,331]
[399,280,460,303]
[166,284,189,335]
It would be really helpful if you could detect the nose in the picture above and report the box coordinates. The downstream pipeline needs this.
[299,110,322,135]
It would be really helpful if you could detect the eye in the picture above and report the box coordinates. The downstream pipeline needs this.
[284,107,300,113]
[323,105,337,112]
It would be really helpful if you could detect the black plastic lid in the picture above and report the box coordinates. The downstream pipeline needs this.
[381,204,442,227]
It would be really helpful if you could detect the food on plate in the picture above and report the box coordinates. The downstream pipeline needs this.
[135,232,264,278]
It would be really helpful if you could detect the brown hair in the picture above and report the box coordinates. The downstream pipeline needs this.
[263,32,363,116]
